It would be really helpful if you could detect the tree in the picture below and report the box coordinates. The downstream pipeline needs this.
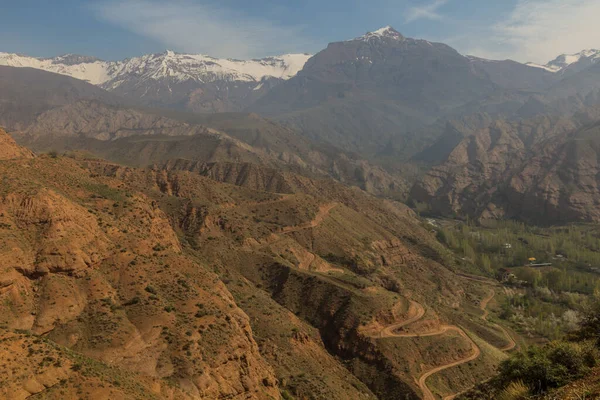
[575,301,600,347]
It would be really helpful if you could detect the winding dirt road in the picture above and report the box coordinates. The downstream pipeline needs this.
[419,327,481,400]
[441,289,516,400]
[282,203,337,233]
[480,289,495,321]
[277,204,515,398]
[278,205,515,399]
[480,289,516,352]
[256,201,515,399]
[366,284,515,399]
[363,301,479,400]
[378,301,425,338]
[249,202,339,270]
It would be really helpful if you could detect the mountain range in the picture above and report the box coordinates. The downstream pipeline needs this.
[3,27,600,153]
[0,51,311,113]
[2,24,600,400]
[3,26,600,220]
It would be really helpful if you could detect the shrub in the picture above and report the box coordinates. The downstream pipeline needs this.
[497,341,598,394]
[123,297,140,306]
[145,285,157,295]
[498,381,529,400]
[281,390,294,400]
[575,301,600,347]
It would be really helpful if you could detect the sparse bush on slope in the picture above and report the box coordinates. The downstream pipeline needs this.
[496,341,598,394]
[497,381,530,400]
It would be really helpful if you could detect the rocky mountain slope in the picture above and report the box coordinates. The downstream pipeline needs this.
[0,128,521,399]
[0,128,282,399]
[460,51,600,121]
[0,129,34,160]
[0,65,120,131]
[410,106,600,223]
[467,57,558,91]
[249,27,500,158]
[10,99,407,198]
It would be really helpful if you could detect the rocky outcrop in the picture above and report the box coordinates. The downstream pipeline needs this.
[410,107,600,223]
[503,121,600,222]
[0,128,34,160]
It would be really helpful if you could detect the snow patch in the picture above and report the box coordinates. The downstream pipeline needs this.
[529,49,600,73]
[525,62,561,73]
[0,52,112,84]
[351,26,405,42]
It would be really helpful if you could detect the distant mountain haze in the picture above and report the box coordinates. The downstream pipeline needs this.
[2,26,600,223]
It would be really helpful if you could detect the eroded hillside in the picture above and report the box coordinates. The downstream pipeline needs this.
[411,106,600,223]
[1,128,521,399]
[0,130,279,399]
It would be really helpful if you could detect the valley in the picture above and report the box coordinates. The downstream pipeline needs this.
[0,129,527,399]
[1,19,600,400]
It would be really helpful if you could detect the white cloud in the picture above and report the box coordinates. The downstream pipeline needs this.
[405,0,449,23]
[451,0,600,63]
[92,0,316,59]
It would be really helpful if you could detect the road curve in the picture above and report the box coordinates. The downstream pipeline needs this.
[442,288,516,400]
[418,327,481,400]
[480,289,495,321]
[378,301,425,338]
[480,289,516,352]
[364,285,516,399]
[282,203,337,233]
[363,300,480,400]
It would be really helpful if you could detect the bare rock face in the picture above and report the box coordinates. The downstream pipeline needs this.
[503,120,600,222]
[0,128,34,160]
[410,107,600,223]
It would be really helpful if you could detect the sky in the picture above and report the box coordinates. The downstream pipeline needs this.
[1,0,599,64]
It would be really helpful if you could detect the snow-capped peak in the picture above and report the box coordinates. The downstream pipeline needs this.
[548,49,600,69]
[526,49,600,73]
[0,51,312,88]
[352,26,405,42]
[0,52,112,84]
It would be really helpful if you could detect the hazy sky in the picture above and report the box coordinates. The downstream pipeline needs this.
[1,0,599,63]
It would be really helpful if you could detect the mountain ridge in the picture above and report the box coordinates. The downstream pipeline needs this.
[0,50,312,85]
